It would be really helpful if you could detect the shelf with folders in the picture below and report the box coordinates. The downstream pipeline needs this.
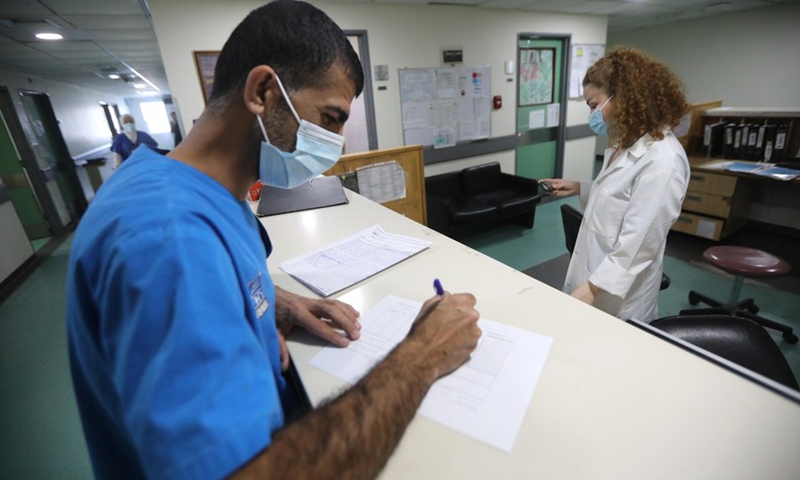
[699,107,800,164]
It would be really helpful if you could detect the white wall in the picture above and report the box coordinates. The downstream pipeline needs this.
[149,1,606,179]
[0,69,129,159]
[608,2,800,107]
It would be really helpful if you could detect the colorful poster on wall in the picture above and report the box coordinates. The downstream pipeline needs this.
[518,48,554,106]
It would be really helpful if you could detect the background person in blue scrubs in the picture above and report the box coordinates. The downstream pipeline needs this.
[67,1,481,479]
[110,113,158,167]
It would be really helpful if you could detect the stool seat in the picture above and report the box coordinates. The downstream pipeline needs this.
[703,246,792,278]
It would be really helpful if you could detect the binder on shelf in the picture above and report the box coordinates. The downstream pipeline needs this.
[773,123,788,162]
[722,123,736,158]
[744,123,758,160]
[703,121,726,157]
[763,124,777,162]
[731,123,746,159]
[754,124,766,161]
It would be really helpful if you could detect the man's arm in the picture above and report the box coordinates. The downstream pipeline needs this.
[230,292,481,480]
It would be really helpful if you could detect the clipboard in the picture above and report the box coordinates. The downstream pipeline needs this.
[256,176,348,217]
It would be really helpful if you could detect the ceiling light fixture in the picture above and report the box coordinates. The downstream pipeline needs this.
[108,74,120,80]
[35,32,63,40]
[133,83,146,89]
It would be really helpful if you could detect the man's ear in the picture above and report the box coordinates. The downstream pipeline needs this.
[243,65,280,116]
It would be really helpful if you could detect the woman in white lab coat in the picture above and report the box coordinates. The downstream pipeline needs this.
[542,47,690,322]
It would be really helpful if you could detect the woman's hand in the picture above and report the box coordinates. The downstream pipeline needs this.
[540,178,580,198]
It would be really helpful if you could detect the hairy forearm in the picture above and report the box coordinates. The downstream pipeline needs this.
[237,339,436,480]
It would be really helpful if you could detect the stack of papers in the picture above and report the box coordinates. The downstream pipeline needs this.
[280,225,431,297]
[702,161,800,181]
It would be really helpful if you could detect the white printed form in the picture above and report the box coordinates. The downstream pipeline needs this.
[280,226,431,297]
[309,295,554,453]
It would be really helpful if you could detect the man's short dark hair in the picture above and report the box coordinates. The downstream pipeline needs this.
[209,0,364,106]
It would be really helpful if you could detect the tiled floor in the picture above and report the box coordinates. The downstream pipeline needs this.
[1,195,799,478]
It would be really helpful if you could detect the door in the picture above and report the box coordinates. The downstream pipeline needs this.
[0,109,50,240]
[19,91,87,224]
[515,35,569,180]
[344,31,378,154]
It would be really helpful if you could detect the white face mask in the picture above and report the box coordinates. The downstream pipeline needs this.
[256,75,344,190]
[123,123,136,134]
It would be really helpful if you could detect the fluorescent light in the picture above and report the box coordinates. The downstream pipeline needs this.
[133,83,146,89]
[108,74,120,80]
[35,32,63,40]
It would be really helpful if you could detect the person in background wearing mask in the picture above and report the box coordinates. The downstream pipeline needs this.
[540,47,689,322]
[110,113,158,167]
[66,2,480,480]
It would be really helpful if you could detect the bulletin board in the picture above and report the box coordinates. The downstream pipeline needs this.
[569,44,605,99]
[398,66,491,149]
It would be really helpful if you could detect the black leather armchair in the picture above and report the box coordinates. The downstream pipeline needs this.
[426,162,542,238]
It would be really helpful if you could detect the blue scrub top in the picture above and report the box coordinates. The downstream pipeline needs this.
[67,147,286,480]
[111,130,158,161]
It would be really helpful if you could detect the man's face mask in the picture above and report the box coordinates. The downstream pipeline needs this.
[588,94,613,137]
[256,75,344,189]
[123,122,136,134]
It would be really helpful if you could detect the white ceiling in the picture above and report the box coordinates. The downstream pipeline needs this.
[0,0,797,98]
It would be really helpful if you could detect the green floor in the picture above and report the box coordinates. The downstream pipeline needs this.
[1,197,799,478]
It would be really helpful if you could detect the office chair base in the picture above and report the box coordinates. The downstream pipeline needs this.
[679,306,799,344]
[687,290,759,314]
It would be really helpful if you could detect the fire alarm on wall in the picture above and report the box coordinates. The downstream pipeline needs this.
[493,95,502,110]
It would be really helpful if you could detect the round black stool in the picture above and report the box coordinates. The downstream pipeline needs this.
[680,245,798,344]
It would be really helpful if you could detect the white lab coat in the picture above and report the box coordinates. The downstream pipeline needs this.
[563,131,689,322]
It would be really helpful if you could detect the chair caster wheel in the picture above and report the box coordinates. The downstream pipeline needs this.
[688,291,701,305]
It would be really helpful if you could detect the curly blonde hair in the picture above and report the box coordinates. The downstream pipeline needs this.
[583,47,688,149]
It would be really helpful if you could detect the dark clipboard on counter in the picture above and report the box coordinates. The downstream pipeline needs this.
[256,176,348,217]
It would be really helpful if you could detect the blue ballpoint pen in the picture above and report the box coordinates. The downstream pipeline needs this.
[433,278,445,298]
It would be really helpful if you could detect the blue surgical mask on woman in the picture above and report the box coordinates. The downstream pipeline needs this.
[256,75,344,189]
[588,95,614,136]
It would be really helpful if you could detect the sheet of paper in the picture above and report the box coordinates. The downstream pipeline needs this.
[309,295,554,452]
[546,103,560,127]
[528,110,545,129]
[280,227,431,297]
[356,161,407,204]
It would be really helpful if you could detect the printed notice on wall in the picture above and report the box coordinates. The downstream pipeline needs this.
[356,161,406,204]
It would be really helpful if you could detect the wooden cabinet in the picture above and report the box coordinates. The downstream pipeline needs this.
[325,145,427,225]
[671,106,800,240]
[672,165,751,240]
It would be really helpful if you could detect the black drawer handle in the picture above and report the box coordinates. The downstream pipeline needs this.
[686,195,702,202]
[677,217,692,224]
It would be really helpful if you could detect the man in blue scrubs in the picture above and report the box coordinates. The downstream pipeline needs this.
[66,2,481,479]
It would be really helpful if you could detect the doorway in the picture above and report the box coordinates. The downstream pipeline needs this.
[18,90,87,224]
[344,31,378,154]
[515,34,569,180]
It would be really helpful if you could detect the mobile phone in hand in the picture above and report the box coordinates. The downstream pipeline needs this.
[540,181,553,193]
